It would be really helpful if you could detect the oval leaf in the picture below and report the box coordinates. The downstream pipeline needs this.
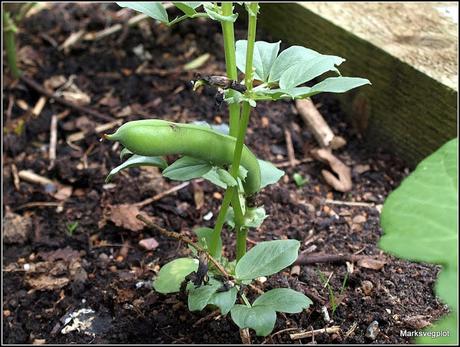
[258,159,285,189]
[253,288,312,313]
[117,2,169,24]
[235,239,300,280]
[208,286,238,315]
[187,278,221,311]
[269,45,320,83]
[310,77,371,95]
[153,258,199,294]
[280,55,345,90]
[106,155,167,183]
[230,305,276,337]
[236,40,281,82]
[163,156,212,181]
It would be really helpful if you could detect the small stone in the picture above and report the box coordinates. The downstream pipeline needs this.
[213,192,222,200]
[138,238,159,251]
[352,215,367,224]
[365,321,380,340]
[4,310,11,317]
[261,116,269,128]
[109,266,117,272]
[361,280,374,296]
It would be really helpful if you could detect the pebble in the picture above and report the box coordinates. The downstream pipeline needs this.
[365,320,380,340]
[361,280,374,296]
[4,310,11,317]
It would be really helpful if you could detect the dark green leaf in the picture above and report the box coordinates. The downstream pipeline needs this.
[106,155,167,183]
[230,305,276,336]
[253,288,312,313]
[173,2,201,16]
[235,239,300,280]
[116,2,169,23]
[208,286,238,315]
[153,258,199,294]
[216,168,237,187]
[163,156,212,181]
[187,279,221,311]
[380,138,457,344]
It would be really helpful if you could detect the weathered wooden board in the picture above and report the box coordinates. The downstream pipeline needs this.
[258,3,458,167]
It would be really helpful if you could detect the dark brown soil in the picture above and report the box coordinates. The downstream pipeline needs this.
[2,3,448,344]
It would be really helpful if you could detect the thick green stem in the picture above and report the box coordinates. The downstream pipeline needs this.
[233,3,259,260]
[221,2,240,137]
[210,2,259,260]
[3,12,20,79]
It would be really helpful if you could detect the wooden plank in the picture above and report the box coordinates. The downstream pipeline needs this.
[258,3,457,167]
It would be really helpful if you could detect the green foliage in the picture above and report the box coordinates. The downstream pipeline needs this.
[153,258,199,294]
[117,2,169,24]
[235,239,300,280]
[106,155,167,183]
[231,305,276,336]
[253,288,312,313]
[293,172,308,187]
[380,138,458,344]
[108,2,371,338]
[66,221,79,236]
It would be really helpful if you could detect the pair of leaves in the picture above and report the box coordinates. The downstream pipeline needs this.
[379,138,457,344]
[117,2,203,25]
[231,288,312,336]
[235,40,370,100]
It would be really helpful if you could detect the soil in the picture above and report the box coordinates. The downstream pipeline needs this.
[3,3,449,344]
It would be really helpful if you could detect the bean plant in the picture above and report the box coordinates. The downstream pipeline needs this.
[105,2,370,337]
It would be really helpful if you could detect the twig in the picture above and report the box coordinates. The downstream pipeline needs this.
[19,75,114,122]
[262,328,299,344]
[135,181,192,208]
[11,164,20,190]
[32,96,47,118]
[15,202,62,210]
[311,148,352,192]
[324,199,376,208]
[18,170,54,186]
[48,114,58,169]
[240,328,252,344]
[274,157,313,168]
[295,99,346,149]
[136,214,231,280]
[295,252,367,266]
[284,127,296,168]
[192,310,221,327]
[290,325,341,340]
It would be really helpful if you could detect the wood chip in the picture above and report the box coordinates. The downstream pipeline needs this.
[311,148,352,192]
[290,326,341,340]
[357,258,386,270]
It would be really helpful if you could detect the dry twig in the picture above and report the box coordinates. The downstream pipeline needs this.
[290,325,341,340]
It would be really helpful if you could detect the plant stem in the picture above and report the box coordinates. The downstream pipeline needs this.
[3,11,20,79]
[233,3,259,261]
[209,186,234,257]
[241,292,251,307]
[221,2,240,137]
[168,12,209,26]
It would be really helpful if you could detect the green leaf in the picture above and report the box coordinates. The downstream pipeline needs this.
[187,279,221,311]
[153,258,199,294]
[235,239,300,280]
[253,288,312,313]
[236,40,281,82]
[417,313,457,344]
[163,156,212,181]
[279,55,345,90]
[225,206,266,230]
[216,168,237,187]
[202,167,227,189]
[379,138,458,345]
[183,53,210,70]
[203,3,238,22]
[116,2,169,24]
[173,2,201,16]
[293,173,309,187]
[208,286,238,315]
[194,227,222,256]
[106,155,167,183]
[257,159,285,189]
[230,305,276,336]
[309,77,371,95]
[120,147,133,160]
[268,46,320,83]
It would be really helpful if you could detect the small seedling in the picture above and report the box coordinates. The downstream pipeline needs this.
[293,172,309,187]
[102,2,370,337]
[66,221,79,236]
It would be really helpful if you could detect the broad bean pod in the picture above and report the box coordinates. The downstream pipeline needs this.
[105,119,261,194]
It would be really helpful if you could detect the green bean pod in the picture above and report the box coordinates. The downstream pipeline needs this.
[105,119,261,195]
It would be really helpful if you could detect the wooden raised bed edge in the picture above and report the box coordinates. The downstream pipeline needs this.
[258,3,457,168]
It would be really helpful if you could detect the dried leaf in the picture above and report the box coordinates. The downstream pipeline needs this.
[108,204,147,231]
[357,258,386,270]
[26,275,70,291]
[3,211,32,244]
[38,247,80,262]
